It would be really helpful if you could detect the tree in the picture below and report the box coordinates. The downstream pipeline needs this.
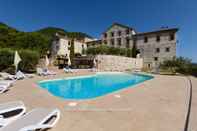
[160,57,193,75]
[69,40,75,65]
[131,41,139,58]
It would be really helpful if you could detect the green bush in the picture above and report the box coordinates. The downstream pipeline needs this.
[86,45,133,57]
[191,63,197,77]
[18,50,40,73]
[0,48,39,73]
[126,49,132,57]
[0,48,14,71]
[160,57,194,75]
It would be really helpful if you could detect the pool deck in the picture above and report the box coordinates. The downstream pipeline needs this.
[188,76,197,131]
[0,70,190,131]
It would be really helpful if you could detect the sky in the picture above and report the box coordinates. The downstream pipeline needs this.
[0,0,196,62]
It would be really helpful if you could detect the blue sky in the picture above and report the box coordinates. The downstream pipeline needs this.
[0,0,196,62]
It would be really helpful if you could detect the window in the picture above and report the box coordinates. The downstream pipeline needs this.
[118,31,122,36]
[169,33,175,41]
[148,64,151,68]
[126,38,130,48]
[103,40,107,44]
[165,47,170,52]
[68,41,71,46]
[156,35,160,42]
[111,32,114,37]
[144,36,148,43]
[126,29,130,35]
[117,38,121,46]
[155,48,160,53]
[111,39,114,46]
[154,57,158,61]
[104,33,107,38]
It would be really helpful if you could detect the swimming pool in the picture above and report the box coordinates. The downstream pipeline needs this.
[38,72,153,100]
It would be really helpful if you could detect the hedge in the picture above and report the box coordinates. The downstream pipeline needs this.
[86,45,134,57]
[0,48,39,73]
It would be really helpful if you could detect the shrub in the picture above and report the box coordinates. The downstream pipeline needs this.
[0,48,14,71]
[191,63,197,77]
[0,48,39,73]
[18,49,40,73]
[160,57,193,75]
[126,49,132,57]
[86,45,133,57]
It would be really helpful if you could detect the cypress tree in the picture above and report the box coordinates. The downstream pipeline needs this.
[69,39,75,65]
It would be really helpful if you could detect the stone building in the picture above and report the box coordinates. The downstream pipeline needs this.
[133,29,178,68]
[88,23,179,68]
[101,23,136,48]
[51,33,94,58]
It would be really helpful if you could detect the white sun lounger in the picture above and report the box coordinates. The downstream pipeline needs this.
[63,68,74,73]
[0,86,8,94]
[0,80,15,86]
[0,101,26,127]
[37,68,56,76]
[25,73,35,78]
[0,108,60,131]
[14,71,26,80]
[0,80,16,93]
[36,68,47,76]
[0,73,15,80]
[45,69,56,75]
[0,71,33,81]
[15,71,35,79]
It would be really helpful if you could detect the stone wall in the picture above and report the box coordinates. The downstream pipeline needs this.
[96,55,143,72]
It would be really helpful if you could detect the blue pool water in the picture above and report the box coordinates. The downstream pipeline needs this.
[38,72,153,100]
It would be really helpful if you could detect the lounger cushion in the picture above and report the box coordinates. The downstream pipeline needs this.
[0,108,59,131]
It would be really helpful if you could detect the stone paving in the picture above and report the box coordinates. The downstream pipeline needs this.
[188,77,197,131]
[0,71,189,131]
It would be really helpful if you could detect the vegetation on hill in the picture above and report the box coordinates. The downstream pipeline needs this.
[0,23,55,55]
[37,27,67,41]
[0,22,92,72]
[66,32,92,40]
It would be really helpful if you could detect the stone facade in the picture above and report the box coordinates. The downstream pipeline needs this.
[101,23,136,48]
[88,23,179,69]
[135,31,177,68]
[51,34,94,58]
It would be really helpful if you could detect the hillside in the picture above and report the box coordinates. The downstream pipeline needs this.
[37,27,67,40]
[65,32,92,40]
[0,22,92,53]
[0,23,51,54]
